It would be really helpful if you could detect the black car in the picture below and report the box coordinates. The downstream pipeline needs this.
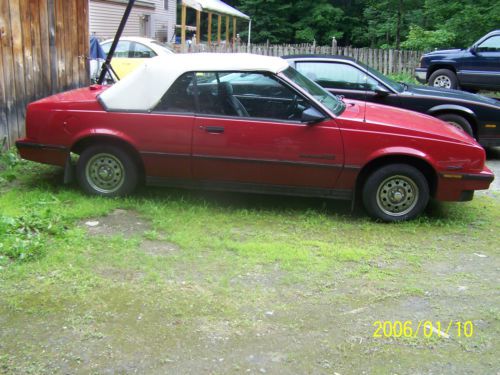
[284,55,500,147]
[415,30,500,92]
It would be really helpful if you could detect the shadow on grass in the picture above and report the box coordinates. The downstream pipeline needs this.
[14,164,484,225]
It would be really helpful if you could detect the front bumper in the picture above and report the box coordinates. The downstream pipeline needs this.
[434,166,495,201]
[16,139,68,167]
[415,68,427,84]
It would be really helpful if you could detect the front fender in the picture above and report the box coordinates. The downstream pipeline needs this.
[366,146,433,166]
[427,104,476,119]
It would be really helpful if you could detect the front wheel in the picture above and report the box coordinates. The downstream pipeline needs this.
[429,69,458,90]
[76,145,139,197]
[362,164,430,222]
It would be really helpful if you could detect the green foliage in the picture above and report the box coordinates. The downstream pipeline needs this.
[232,0,294,43]
[387,72,419,85]
[401,25,455,50]
[0,209,63,262]
[293,1,344,44]
[225,0,499,50]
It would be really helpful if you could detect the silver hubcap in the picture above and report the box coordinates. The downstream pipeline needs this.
[376,175,419,216]
[433,75,451,89]
[86,153,125,193]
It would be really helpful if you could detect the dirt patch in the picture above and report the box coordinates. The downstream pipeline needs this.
[140,240,180,256]
[96,267,145,282]
[81,209,150,238]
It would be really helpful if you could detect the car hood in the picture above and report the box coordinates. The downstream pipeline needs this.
[423,48,463,57]
[403,84,500,107]
[339,100,476,145]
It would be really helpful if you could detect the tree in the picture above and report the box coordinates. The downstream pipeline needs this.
[226,0,293,43]
[292,1,344,44]
[401,25,455,50]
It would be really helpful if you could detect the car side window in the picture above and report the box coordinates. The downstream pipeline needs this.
[154,72,196,113]
[131,43,157,58]
[477,35,500,52]
[101,41,132,58]
[295,62,378,91]
[195,71,313,121]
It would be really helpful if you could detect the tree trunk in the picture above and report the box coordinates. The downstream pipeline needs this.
[396,0,402,49]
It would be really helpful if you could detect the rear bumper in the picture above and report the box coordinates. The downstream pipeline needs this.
[16,139,68,167]
[415,68,427,84]
[435,166,495,201]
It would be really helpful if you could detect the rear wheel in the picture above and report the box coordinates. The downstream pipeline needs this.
[362,164,429,222]
[429,69,458,90]
[76,144,138,197]
[436,113,474,136]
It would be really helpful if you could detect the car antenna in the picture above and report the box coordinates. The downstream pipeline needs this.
[97,0,136,84]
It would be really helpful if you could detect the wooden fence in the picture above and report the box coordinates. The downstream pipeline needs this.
[0,0,89,149]
[186,43,423,76]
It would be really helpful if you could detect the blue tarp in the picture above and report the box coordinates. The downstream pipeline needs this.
[90,36,106,59]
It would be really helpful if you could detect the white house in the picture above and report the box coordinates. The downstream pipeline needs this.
[89,0,177,42]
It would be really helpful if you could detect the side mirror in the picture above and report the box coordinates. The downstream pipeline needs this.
[469,46,477,55]
[374,85,390,97]
[301,107,326,125]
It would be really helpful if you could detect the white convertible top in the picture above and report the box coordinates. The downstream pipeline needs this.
[99,53,290,112]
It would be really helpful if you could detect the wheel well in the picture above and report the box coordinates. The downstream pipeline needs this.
[427,65,456,80]
[355,155,437,200]
[71,135,145,179]
[432,110,478,138]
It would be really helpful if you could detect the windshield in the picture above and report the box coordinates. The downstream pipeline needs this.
[151,40,174,54]
[356,61,404,92]
[282,66,345,116]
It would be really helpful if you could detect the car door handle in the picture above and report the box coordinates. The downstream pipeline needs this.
[200,126,224,134]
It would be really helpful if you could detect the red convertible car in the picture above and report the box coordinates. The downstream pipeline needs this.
[16,54,494,221]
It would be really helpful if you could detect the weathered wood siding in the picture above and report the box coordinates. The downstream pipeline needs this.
[89,0,176,42]
[188,43,423,76]
[0,0,89,149]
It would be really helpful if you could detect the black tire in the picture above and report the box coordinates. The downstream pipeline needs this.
[362,164,429,222]
[428,69,458,90]
[76,144,138,197]
[436,113,474,136]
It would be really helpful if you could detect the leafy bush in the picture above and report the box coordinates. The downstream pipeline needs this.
[401,25,455,50]
[0,209,64,262]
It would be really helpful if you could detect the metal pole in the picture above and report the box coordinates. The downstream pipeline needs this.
[181,4,187,51]
[247,19,251,51]
[97,0,136,84]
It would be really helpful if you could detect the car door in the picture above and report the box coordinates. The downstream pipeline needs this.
[460,35,500,88]
[191,71,345,194]
[293,61,400,107]
[140,72,196,181]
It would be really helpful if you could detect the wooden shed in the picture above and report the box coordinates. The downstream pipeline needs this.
[0,0,90,149]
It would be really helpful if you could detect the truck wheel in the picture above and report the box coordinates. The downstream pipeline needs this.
[362,164,429,222]
[429,69,458,90]
[77,144,138,197]
[436,113,474,136]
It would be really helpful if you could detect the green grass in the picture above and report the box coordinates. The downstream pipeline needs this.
[1,151,499,374]
[387,72,419,85]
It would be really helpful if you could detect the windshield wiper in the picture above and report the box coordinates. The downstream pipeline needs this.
[398,81,409,91]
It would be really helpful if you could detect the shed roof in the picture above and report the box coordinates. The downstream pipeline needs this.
[182,0,250,20]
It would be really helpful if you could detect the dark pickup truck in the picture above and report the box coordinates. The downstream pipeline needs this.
[415,30,500,92]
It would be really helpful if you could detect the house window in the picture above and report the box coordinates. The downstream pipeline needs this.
[164,0,168,10]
